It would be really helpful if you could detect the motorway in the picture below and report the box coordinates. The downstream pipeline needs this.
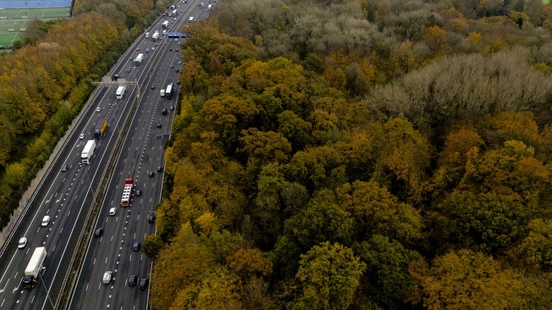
[0,0,212,309]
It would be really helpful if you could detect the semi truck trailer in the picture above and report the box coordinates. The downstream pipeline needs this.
[22,247,47,289]
[134,53,144,66]
[81,140,96,164]
[94,120,108,139]
[116,86,126,99]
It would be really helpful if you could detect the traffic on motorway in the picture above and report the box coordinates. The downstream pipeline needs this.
[0,0,215,309]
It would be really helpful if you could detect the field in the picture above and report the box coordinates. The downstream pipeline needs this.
[0,7,70,48]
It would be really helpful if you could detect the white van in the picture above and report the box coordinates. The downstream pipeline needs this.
[160,89,165,97]
[189,16,194,23]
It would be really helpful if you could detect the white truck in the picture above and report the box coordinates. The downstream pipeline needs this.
[172,9,177,16]
[162,20,169,29]
[207,4,212,11]
[134,53,144,66]
[81,140,96,164]
[152,31,159,41]
[116,86,126,99]
[189,16,194,23]
[22,247,47,289]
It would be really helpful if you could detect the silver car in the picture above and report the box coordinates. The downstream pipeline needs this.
[41,215,50,227]
[103,271,112,284]
[18,237,27,249]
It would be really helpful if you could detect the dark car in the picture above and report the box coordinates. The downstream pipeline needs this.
[128,275,138,287]
[139,277,149,290]
[94,227,104,237]
[135,189,142,196]
[157,123,162,128]
[61,164,69,172]
[162,108,168,115]
[148,171,155,178]
[175,48,179,52]
[157,166,164,172]
[169,48,172,51]
[147,213,156,223]
[170,106,174,111]
[151,85,155,90]
[177,80,181,85]
[132,241,141,252]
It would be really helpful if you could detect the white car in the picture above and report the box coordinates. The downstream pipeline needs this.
[41,215,50,227]
[109,207,117,216]
[96,107,101,112]
[18,237,27,249]
[103,271,112,284]
[79,133,85,140]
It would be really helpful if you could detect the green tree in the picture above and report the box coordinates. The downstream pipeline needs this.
[438,191,526,254]
[354,235,421,309]
[289,242,366,310]
[337,181,424,247]
[284,145,347,191]
[277,110,312,151]
[253,164,287,240]
[143,234,164,261]
[281,189,353,253]
[280,182,309,218]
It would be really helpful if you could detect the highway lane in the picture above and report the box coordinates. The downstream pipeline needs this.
[0,2,168,305]
[68,1,195,308]
[0,0,213,308]
[0,83,137,310]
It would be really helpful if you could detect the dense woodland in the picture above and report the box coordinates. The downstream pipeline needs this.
[3,0,552,308]
[148,0,552,309]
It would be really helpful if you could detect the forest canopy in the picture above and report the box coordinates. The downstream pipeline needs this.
[149,0,552,309]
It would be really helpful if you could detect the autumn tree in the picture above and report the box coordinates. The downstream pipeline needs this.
[171,267,243,310]
[411,249,527,309]
[431,128,485,198]
[228,247,273,278]
[458,140,550,210]
[371,118,431,203]
[337,181,424,247]
[509,219,552,270]
[201,93,260,151]
[288,242,366,310]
